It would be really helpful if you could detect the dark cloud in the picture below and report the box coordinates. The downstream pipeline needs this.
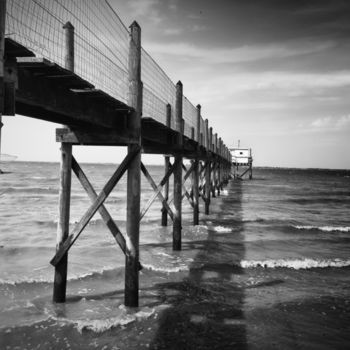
[151,0,350,47]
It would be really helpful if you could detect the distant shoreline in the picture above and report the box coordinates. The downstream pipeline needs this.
[0,154,17,161]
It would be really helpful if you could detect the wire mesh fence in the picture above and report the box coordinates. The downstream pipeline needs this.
[6,0,129,103]
[141,48,176,128]
[5,0,218,148]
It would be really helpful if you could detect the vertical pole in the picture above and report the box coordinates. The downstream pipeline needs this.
[249,149,253,180]
[205,120,211,215]
[193,104,201,225]
[214,133,218,196]
[53,21,74,303]
[0,0,6,174]
[161,104,171,226]
[125,21,142,307]
[218,138,222,195]
[209,127,215,198]
[63,22,74,72]
[53,143,72,302]
[173,81,183,250]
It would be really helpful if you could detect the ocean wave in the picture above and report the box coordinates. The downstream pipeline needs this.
[0,187,58,195]
[213,226,232,233]
[293,225,350,233]
[240,258,350,270]
[0,265,121,286]
[59,306,155,333]
[287,197,349,205]
[142,263,189,273]
[35,217,113,228]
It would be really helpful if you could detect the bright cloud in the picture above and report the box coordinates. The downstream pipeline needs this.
[311,115,350,131]
[126,0,162,24]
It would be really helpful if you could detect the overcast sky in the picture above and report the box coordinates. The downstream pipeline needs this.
[2,0,350,168]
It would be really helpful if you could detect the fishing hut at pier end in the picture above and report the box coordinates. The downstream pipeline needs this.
[0,0,233,307]
[230,146,253,180]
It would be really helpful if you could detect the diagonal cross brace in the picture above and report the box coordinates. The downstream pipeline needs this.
[237,167,251,179]
[140,161,175,222]
[168,161,195,205]
[50,147,140,267]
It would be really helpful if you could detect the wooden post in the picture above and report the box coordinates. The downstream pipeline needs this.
[0,0,6,174]
[205,120,211,215]
[125,21,142,307]
[193,104,201,225]
[161,104,171,226]
[249,148,253,180]
[173,81,183,250]
[218,138,222,195]
[53,21,75,303]
[53,142,72,302]
[209,127,216,198]
[63,22,74,72]
[213,133,218,197]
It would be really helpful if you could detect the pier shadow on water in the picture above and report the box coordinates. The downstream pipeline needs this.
[149,180,247,350]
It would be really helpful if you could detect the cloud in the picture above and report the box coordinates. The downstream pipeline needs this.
[335,114,350,128]
[163,28,183,36]
[126,0,162,24]
[310,114,350,131]
[146,38,336,65]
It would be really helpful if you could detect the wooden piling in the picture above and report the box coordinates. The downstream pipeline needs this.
[205,120,211,215]
[53,143,72,302]
[63,22,74,72]
[161,104,171,226]
[0,0,6,173]
[193,104,201,225]
[209,127,216,198]
[125,21,142,307]
[173,81,183,250]
[249,148,253,179]
[218,138,222,195]
[53,21,75,303]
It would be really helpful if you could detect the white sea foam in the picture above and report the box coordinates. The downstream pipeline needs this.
[213,226,232,233]
[142,263,189,273]
[240,258,350,270]
[0,265,118,286]
[72,307,155,333]
[293,225,350,233]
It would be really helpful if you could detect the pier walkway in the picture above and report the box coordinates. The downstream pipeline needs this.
[0,0,232,306]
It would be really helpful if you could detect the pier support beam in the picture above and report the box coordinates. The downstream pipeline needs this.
[173,81,183,250]
[53,22,74,303]
[161,104,171,226]
[0,0,5,174]
[125,21,142,307]
[204,120,211,215]
[193,104,201,225]
[53,143,72,302]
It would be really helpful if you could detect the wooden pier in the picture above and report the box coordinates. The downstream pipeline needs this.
[0,0,232,306]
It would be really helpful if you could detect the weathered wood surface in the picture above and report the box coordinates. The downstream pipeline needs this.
[53,142,72,302]
[50,147,140,267]
[162,103,172,226]
[0,0,5,171]
[71,157,127,255]
[173,81,183,251]
[53,23,75,303]
[125,21,142,307]
[140,162,175,222]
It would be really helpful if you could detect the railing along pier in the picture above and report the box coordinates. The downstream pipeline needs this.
[0,0,233,307]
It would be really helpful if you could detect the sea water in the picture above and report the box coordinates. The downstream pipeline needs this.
[0,162,349,349]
